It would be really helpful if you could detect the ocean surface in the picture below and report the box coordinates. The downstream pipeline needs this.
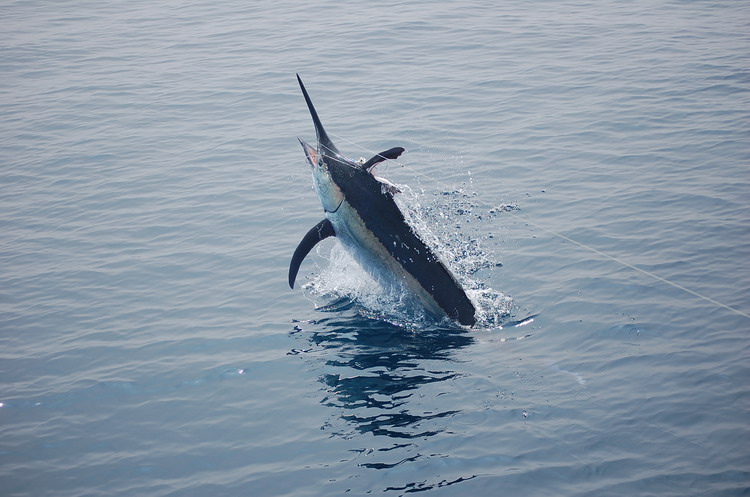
[2,1,749,495]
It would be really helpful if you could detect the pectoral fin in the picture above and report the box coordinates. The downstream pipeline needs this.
[288,218,335,288]
[361,147,405,171]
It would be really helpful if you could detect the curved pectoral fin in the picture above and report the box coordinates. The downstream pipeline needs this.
[288,218,336,288]
[362,146,405,171]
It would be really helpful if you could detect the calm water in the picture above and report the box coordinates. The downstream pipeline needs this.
[2,1,749,495]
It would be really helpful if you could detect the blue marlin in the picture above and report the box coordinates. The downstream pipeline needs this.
[289,75,476,326]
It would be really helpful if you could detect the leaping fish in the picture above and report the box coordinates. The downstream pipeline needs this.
[289,75,476,326]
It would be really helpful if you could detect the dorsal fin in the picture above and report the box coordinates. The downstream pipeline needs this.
[361,147,405,171]
[288,218,335,288]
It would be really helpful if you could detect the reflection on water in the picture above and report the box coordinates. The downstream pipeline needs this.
[310,315,473,440]
[289,299,547,493]
[291,305,477,492]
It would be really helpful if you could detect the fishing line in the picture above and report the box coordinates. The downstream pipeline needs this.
[329,131,750,320]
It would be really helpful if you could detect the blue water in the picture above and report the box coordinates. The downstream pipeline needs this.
[2,1,749,495]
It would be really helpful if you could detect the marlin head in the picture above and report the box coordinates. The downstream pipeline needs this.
[296,75,349,214]
[297,136,345,214]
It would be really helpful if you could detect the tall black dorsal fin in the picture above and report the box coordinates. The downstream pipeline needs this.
[361,147,405,171]
[288,218,335,288]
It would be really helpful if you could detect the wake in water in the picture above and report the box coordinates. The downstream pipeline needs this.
[301,180,516,329]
